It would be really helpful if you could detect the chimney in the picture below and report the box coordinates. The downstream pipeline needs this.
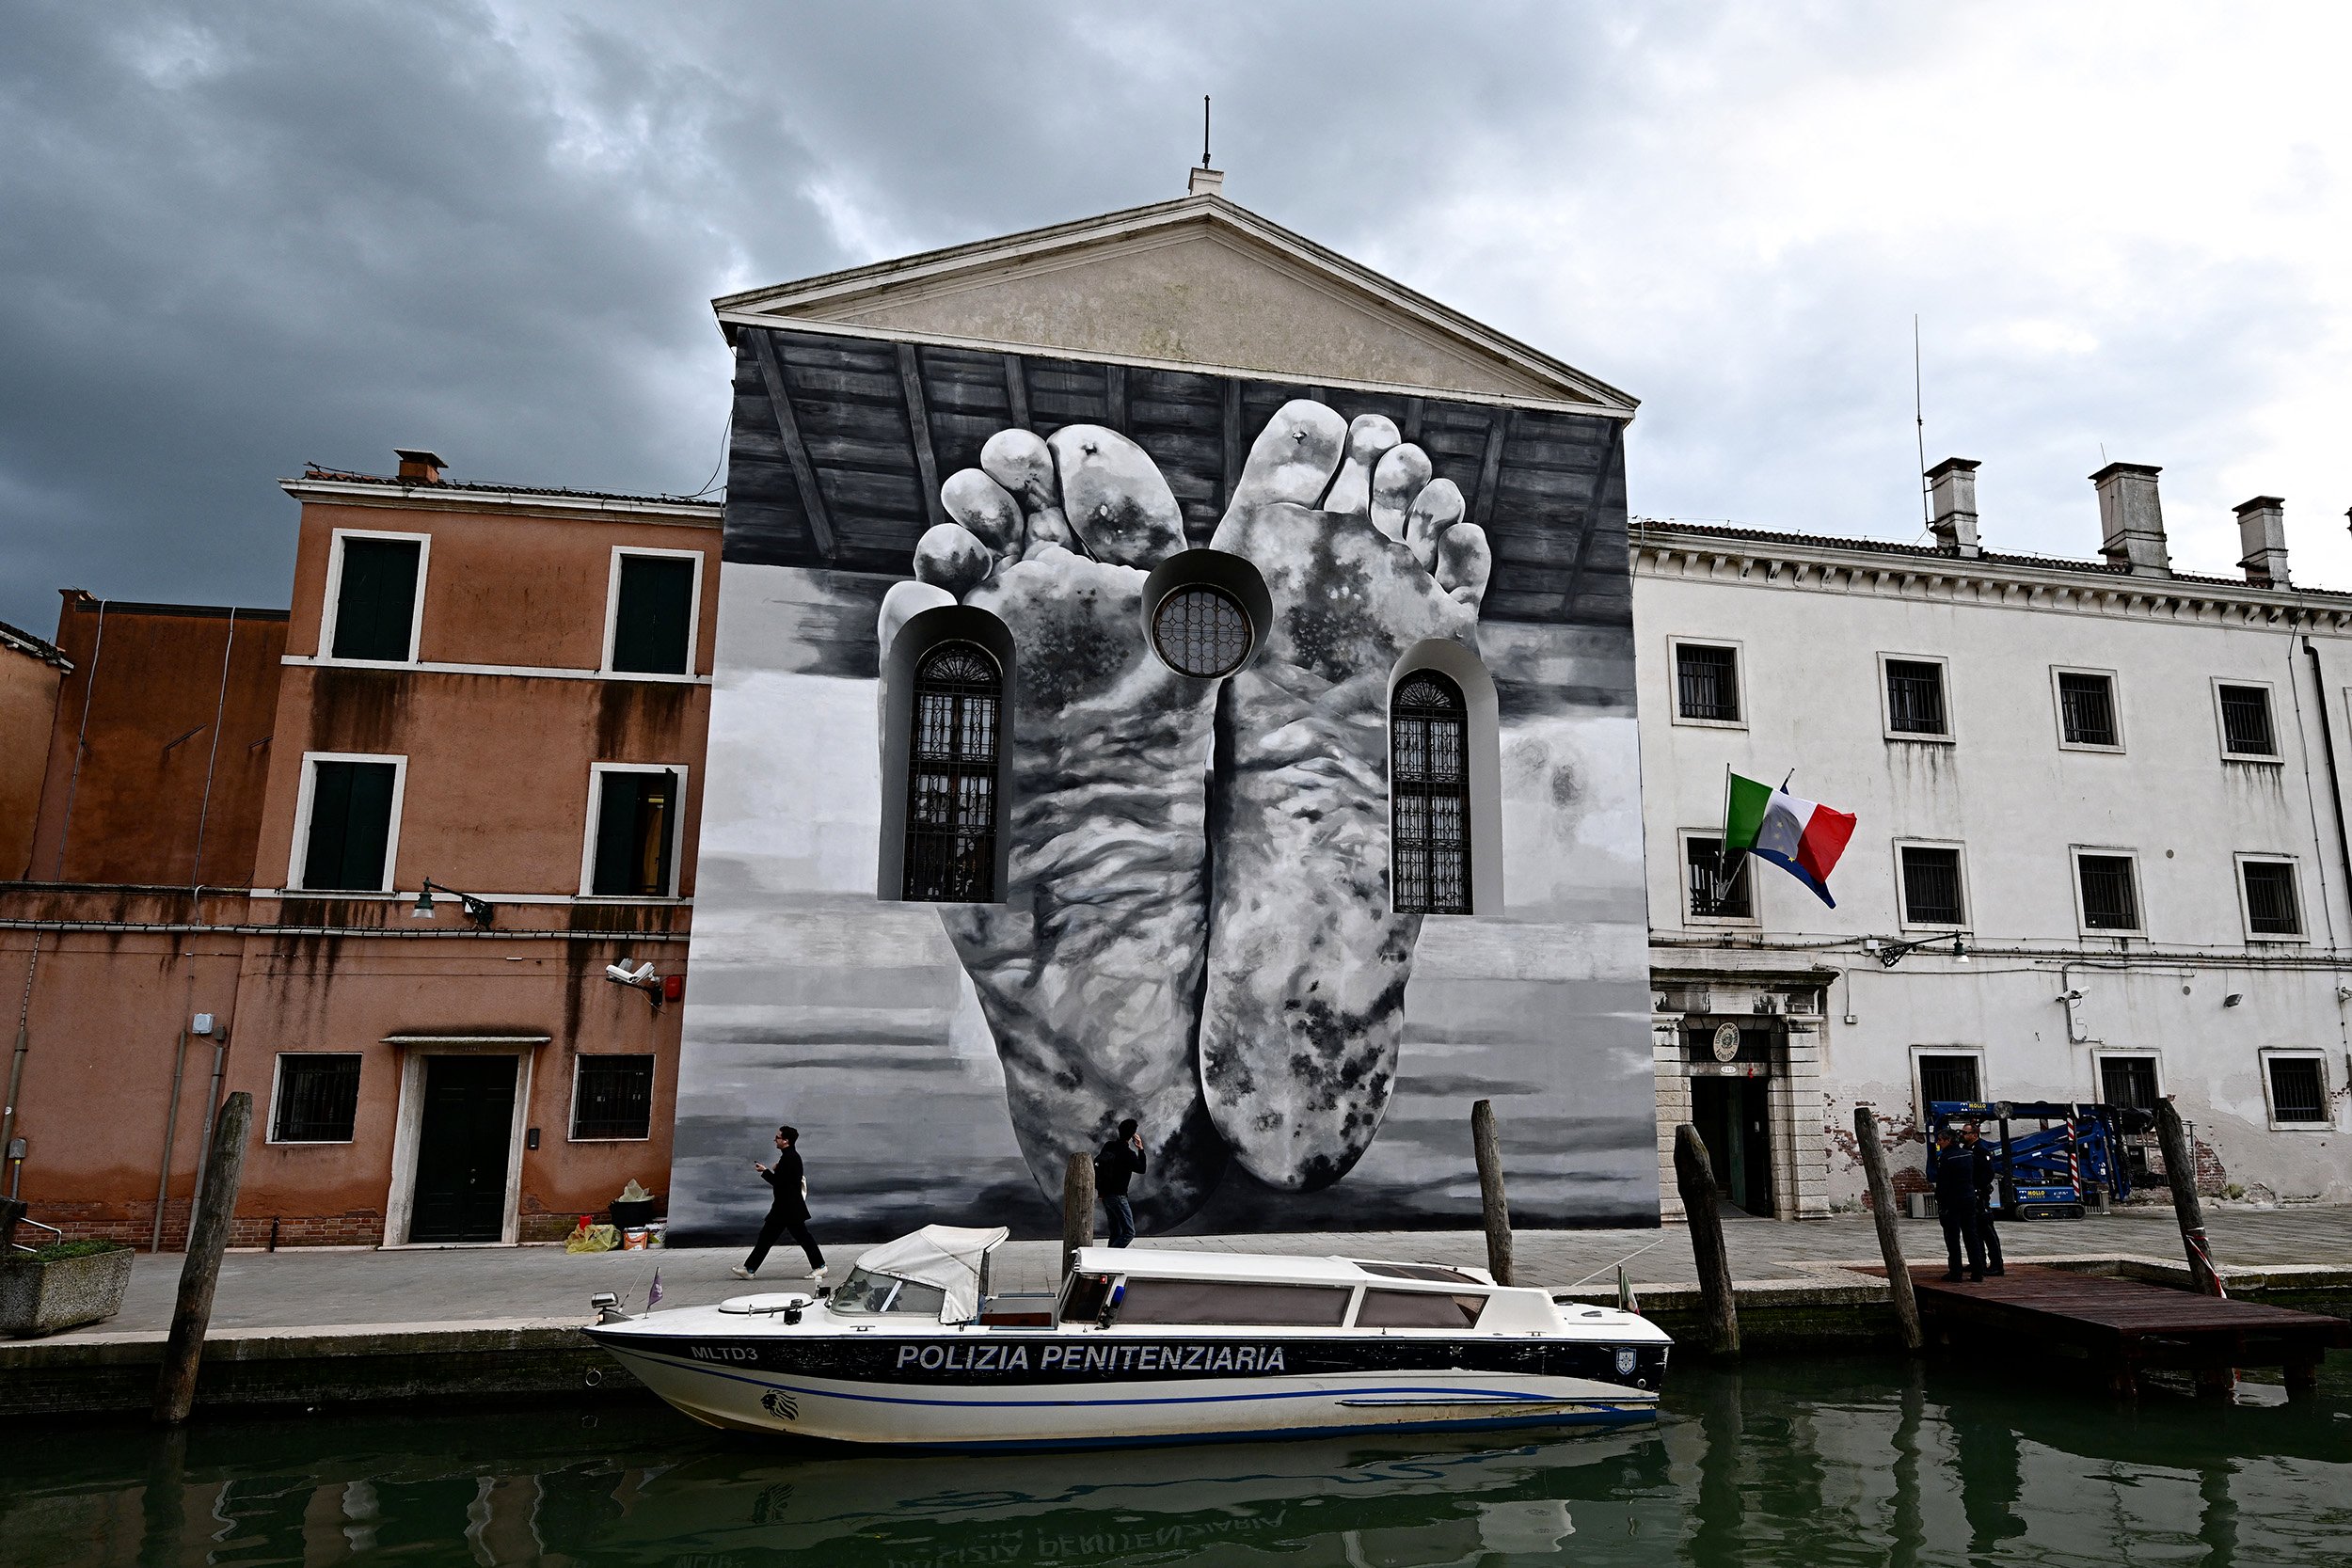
[1926,458,1980,557]
[1187,165,1225,198]
[2234,496,2288,588]
[394,448,447,484]
[2090,462,2170,577]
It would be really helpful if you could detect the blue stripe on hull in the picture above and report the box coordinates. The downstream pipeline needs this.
[612,1349,1658,1450]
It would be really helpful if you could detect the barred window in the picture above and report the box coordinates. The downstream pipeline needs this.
[1885,659,1948,736]
[2218,685,2276,757]
[1676,643,1740,722]
[2077,853,2139,930]
[1391,673,1470,914]
[1685,835,1751,920]
[1918,1053,1982,1108]
[2099,1055,2159,1112]
[903,642,1001,903]
[272,1053,361,1142]
[1151,586,1251,679]
[572,1054,655,1141]
[2242,860,2302,936]
[2058,672,2118,747]
[2265,1056,2328,1124]
[1900,846,1965,926]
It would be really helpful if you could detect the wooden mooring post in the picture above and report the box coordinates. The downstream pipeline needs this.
[153,1090,251,1425]
[1853,1106,1924,1353]
[2154,1098,2224,1297]
[1672,1123,1739,1357]
[1060,1151,1095,1280]
[1470,1099,1514,1287]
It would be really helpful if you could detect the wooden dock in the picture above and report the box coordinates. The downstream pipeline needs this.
[1908,1263,2351,1397]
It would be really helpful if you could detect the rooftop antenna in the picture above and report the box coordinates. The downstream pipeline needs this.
[1913,315,1931,534]
[1188,98,1225,196]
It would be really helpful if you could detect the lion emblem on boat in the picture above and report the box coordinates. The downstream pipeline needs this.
[760,1388,799,1422]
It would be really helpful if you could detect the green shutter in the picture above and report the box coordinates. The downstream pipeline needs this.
[301,761,396,890]
[331,539,421,661]
[592,770,677,895]
[611,556,694,673]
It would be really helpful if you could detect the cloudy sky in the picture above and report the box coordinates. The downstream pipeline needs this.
[4,2,2347,633]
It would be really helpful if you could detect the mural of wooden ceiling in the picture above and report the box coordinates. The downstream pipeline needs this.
[723,325,1630,629]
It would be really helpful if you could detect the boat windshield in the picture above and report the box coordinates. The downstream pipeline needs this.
[828,1268,950,1317]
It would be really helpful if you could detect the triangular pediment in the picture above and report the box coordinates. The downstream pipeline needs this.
[715,194,1634,416]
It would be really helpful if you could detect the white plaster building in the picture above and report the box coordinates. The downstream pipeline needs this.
[1635,460,2352,1217]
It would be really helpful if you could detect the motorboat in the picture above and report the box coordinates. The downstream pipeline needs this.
[582,1225,1671,1449]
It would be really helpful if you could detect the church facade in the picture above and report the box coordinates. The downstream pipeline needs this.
[668,181,1661,1241]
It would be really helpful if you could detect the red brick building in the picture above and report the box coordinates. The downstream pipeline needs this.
[0,454,719,1246]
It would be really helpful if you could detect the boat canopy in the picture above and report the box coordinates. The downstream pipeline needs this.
[850,1225,1008,1322]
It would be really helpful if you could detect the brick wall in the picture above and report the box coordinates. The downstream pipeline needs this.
[28,1200,383,1250]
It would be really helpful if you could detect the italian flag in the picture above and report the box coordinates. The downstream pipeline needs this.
[1722,771,1856,908]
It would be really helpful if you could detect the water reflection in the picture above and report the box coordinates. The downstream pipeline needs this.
[6,1356,2345,1567]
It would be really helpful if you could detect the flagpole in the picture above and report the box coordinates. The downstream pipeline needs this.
[1710,765,1740,907]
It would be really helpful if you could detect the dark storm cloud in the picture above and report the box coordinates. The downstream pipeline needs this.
[2,3,2344,633]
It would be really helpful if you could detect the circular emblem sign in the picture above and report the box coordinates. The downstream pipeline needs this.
[1710,1022,1742,1063]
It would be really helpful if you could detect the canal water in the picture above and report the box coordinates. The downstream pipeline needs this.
[8,1356,2347,1566]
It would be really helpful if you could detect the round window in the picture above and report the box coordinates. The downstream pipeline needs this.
[1152,585,1252,678]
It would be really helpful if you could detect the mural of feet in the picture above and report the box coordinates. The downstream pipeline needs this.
[1203,403,1489,1190]
[877,427,1230,1229]
[879,400,1489,1215]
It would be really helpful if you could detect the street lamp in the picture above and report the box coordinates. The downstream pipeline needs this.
[413,879,496,927]
[1866,932,1969,968]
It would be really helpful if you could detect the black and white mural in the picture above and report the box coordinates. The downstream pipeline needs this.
[671,326,1656,1242]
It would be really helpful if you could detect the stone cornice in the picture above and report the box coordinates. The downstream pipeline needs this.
[1630,522,2352,632]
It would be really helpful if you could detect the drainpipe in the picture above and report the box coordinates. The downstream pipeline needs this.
[151,1025,191,1253]
[0,934,38,1179]
[2302,637,2352,931]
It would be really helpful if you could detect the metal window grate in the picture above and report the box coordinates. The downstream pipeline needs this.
[2218,685,2276,756]
[2266,1056,2328,1123]
[2058,672,2118,747]
[273,1053,361,1142]
[1151,585,1251,678]
[1900,846,1964,925]
[1676,643,1740,721]
[573,1054,656,1140]
[1391,673,1470,914]
[2099,1055,2159,1112]
[2242,861,2302,936]
[1917,1053,1981,1106]
[903,642,1001,903]
[1686,835,1751,919]
[1885,659,1947,736]
[2077,854,2139,929]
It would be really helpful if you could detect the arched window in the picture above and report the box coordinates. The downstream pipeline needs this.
[1391,671,1471,915]
[903,641,1002,902]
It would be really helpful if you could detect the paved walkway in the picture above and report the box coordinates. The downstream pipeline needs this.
[54,1206,2348,1339]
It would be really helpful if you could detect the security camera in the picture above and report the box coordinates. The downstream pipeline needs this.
[605,960,657,987]
[2059,989,2084,1003]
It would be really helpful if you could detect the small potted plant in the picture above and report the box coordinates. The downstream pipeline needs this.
[2,1235,135,1338]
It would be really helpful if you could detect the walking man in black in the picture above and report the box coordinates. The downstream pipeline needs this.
[1932,1127,1985,1282]
[1097,1117,1144,1248]
[733,1125,827,1282]
[1963,1121,2006,1276]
